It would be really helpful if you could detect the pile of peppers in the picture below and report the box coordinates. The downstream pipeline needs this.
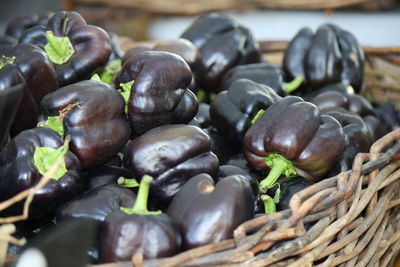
[0,10,398,266]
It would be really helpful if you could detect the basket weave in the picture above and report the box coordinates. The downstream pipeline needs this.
[71,0,398,15]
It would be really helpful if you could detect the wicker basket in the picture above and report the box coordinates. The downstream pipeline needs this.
[70,0,399,15]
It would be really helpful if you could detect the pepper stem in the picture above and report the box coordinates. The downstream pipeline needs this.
[261,194,276,214]
[283,76,303,94]
[117,177,139,188]
[0,55,16,70]
[259,153,296,193]
[44,31,75,65]
[251,109,265,124]
[120,175,161,215]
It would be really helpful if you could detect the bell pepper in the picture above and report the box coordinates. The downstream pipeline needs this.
[210,79,281,145]
[283,27,313,86]
[0,127,81,220]
[181,12,261,93]
[18,11,111,87]
[100,175,181,262]
[167,173,254,250]
[325,24,365,92]
[0,83,23,148]
[0,43,59,136]
[222,62,303,96]
[305,25,343,89]
[283,24,364,92]
[39,80,131,170]
[310,90,389,141]
[5,12,52,40]
[322,109,372,176]
[123,124,219,209]
[114,51,198,137]
[243,96,345,193]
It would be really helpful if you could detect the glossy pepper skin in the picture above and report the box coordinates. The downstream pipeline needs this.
[167,173,254,250]
[222,62,291,96]
[324,24,365,92]
[123,124,219,209]
[210,79,281,145]
[244,96,345,191]
[0,43,59,136]
[19,11,111,86]
[0,127,81,220]
[122,38,202,77]
[283,27,313,84]
[40,80,131,170]
[305,25,343,89]
[5,12,52,40]
[56,184,136,223]
[122,38,202,93]
[0,83,23,148]
[181,12,261,93]
[115,51,198,137]
[322,109,372,176]
[100,175,181,262]
[310,90,389,142]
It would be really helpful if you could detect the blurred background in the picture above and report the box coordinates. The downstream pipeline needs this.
[0,0,399,46]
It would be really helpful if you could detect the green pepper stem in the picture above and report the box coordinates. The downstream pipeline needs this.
[120,175,161,215]
[283,76,303,94]
[259,153,296,193]
[0,55,16,70]
[261,195,276,214]
[117,177,139,188]
[251,109,265,124]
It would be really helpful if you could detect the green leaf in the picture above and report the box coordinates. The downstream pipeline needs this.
[273,184,281,204]
[44,31,75,65]
[33,140,69,181]
[0,55,16,70]
[100,59,122,84]
[119,80,134,113]
[37,116,64,138]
